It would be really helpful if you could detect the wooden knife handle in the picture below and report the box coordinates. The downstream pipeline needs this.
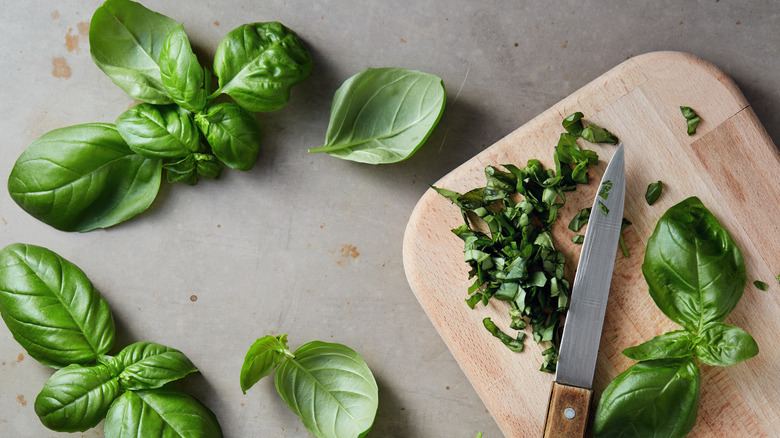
[542,381,593,438]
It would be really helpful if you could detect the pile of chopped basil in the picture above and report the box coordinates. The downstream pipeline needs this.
[433,114,616,372]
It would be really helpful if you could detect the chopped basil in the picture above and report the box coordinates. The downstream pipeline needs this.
[483,318,525,352]
[568,207,591,232]
[571,235,584,244]
[599,180,613,200]
[645,181,663,205]
[562,112,584,136]
[597,200,610,216]
[619,218,632,258]
[582,124,619,144]
[754,280,768,291]
[680,106,701,135]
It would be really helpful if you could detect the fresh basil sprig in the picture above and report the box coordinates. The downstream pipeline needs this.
[594,198,758,438]
[8,0,311,231]
[241,334,379,438]
[0,243,221,436]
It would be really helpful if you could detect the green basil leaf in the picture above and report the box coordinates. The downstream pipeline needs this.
[581,123,619,144]
[568,207,591,232]
[34,363,121,432]
[642,197,746,331]
[680,106,701,135]
[7,123,162,231]
[240,334,293,394]
[213,22,312,112]
[308,67,446,164]
[562,112,584,136]
[645,180,663,205]
[694,322,759,367]
[195,103,262,170]
[571,234,584,244]
[483,317,524,352]
[0,243,115,367]
[99,342,198,390]
[116,104,200,158]
[104,387,223,438]
[754,280,768,291]
[274,341,379,438]
[164,153,223,185]
[89,0,179,104]
[593,358,700,438]
[159,24,207,112]
[622,330,695,361]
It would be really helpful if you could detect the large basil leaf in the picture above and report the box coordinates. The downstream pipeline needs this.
[34,363,121,432]
[104,387,223,438]
[274,341,378,438]
[159,24,207,112]
[308,67,446,164]
[116,104,200,158]
[593,358,700,438]
[622,330,695,361]
[7,123,162,231]
[694,322,758,367]
[195,103,262,170]
[89,0,179,104]
[240,334,292,394]
[213,22,312,112]
[642,197,746,332]
[98,342,197,391]
[0,243,115,367]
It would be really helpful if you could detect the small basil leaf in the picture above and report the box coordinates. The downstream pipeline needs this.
[622,330,695,361]
[483,317,524,352]
[642,197,746,331]
[213,22,312,112]
[680,106,701,135]
[694,322,759,367]
[116,104,200,158]
[163,153,223,185]
[159,24,207,112]
[582,123,619,144]
[754,280,768,291]
[196,103,262,171]
[562,112,584,136]
[34,363,121,432]
[0,243,115,367]
[112,342,198,390]
[8,123,162,231]
[645,180,664,205]
[274,341,379,438]
[593,358,700,438]
[571,234,584,244]
[308,67,446,164]
[89,0,179,104]
[104,386,223,438]
[240,334,293,394]
[568,207,591,232]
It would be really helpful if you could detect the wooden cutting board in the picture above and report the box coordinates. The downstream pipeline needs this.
[402,51,780,437]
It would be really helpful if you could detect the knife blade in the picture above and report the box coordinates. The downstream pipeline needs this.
[542,143,626,438]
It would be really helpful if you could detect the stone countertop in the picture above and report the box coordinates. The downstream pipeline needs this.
[1,1,778,437]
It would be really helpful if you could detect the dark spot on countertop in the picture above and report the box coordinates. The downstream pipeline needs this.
[190,295,198,302]
[400,38,407,44]
[561,40,568,48]
[17,395,27,406]
[17,353,24,362]
[736,20,741,25]
[51,10,60,20]
[65,27,78,52]
[336,244,360,266]
[445,386,450,390]
[514,42,518,47]
[213,20,220,26]
[77,21,89,36]
[2,217,7,225]
[52,57,71,78]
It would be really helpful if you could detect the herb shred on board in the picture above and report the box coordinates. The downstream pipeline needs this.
[433,114,618,371]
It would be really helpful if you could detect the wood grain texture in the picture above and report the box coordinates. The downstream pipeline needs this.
[402,51,780,437]
[543,383,592,438]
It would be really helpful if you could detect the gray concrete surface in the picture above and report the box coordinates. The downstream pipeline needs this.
[1,1,778,437]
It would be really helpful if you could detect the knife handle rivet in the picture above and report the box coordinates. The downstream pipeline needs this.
[564,407,576,420]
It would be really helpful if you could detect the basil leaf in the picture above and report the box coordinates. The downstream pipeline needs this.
[7,123,162,231]
[308,67,446,164]
[571,234,584,244]
[694,322,758,367]
[116,104,200,158]
[622,330,695,361]
[645,180,663,205]
[680,106,701,135]
[89,0,179,104]
[562,112,584,136]
[754,280,768,291]
[164,153,223,185]
[213,22,312,112]
[568,207,591,231]
[597,200,609,216]
[274,341,379,438]
[98,342,198,390]
[34,363,121,432]
[483,317,524,352]
[0,243,115,367]
[104,387,223,438]
[159,24,207,112]
[593,358,700,438]
[582,123,619,144]
[195,103,262,170]
[240,334,293,394]
[642,197,746,331]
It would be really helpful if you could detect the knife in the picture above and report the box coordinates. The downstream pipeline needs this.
[542,143,625,438]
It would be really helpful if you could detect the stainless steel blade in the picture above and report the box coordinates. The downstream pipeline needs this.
[555,143,625,389]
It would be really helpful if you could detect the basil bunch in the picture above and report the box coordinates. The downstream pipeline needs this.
[593,197,759,437]
[0,243,221,436]
[240,334,379,438]
[8,0,311,231]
